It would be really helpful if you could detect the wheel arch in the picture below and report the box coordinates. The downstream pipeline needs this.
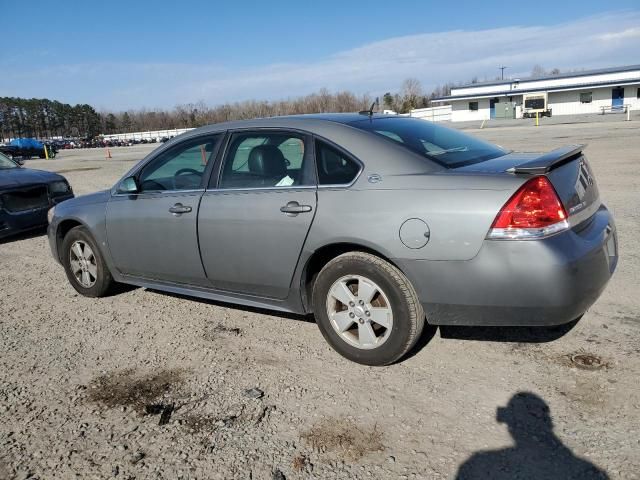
[55,218,87,262]
[300,242,403,313]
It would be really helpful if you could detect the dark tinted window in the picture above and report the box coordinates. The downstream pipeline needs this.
[349,117,506,168]
[524,97,545,109]
[219,132,314,189]
[579,92,592,104]
[315,141,361,185]
[469,101,479,111]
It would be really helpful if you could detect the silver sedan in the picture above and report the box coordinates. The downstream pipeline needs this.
[48,114,617,365]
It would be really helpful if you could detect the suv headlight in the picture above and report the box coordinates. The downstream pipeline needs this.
[49,180,71,194]
[47,206,56,224]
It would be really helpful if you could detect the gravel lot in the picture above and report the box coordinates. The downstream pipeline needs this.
[1,116,639,479]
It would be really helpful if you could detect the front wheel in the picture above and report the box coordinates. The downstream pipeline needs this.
[312,252,425,366]
[61,226,114,297]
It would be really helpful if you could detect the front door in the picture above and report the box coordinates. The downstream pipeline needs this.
[198,131,317,299]
[490,98,498,118]
[106,134,222,285]
[612,87,624,108]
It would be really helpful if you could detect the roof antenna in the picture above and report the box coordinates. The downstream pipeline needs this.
[360,97,379,117]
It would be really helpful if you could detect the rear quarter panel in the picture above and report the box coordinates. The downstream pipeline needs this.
[307,173,526,261]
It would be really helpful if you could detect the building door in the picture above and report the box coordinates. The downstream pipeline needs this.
[612,87,624,108]
[489,98,498,118]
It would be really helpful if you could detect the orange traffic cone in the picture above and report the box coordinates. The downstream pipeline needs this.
[105,147,112,159]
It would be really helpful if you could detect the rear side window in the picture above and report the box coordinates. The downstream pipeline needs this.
[349,117,506,168]
[218,132,314,189]
[315,141,361,185]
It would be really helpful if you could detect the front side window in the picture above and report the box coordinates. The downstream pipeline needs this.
[218,132,313,189]
[580,92,592,104]
[469,101,479,111]
[138,135,220,192]
[349,117,506,168]
[315,140,361,185]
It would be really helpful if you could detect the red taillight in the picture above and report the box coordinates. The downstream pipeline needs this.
[489,176,568,239]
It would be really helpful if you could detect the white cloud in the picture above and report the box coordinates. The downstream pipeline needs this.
[1,11,639,109]
[598,27,640,41]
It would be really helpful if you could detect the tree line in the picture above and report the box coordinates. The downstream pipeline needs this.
[0,83,443,141]
[1,65,561,141]
[0,97,102,142]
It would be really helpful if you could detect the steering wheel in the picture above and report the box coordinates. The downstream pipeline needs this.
[172,168,202,190]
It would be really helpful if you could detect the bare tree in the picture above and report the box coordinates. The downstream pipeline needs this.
[400,78,423,112]
[531,65,547,78]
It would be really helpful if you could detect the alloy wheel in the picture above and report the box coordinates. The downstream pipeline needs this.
[326,275,393,350]
[69,240,98,288]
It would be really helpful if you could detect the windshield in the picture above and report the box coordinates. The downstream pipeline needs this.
[0,152,19,169]
[349,117,507,168]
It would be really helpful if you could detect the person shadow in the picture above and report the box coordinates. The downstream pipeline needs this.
[455,392,609,480]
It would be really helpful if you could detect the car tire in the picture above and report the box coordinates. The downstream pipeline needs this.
[61,226,114,297]
[312,251,425,366]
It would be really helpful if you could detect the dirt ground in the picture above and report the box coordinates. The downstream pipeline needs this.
[1,116,639,479]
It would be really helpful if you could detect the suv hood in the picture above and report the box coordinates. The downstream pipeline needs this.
[0,168,65,189]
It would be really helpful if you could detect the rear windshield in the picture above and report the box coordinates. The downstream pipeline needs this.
[349,117,506,168]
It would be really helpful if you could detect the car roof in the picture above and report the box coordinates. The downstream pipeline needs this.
[181,113,394,135]
[158,113,447,177]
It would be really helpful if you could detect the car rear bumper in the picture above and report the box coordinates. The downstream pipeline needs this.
[396,205,617,326]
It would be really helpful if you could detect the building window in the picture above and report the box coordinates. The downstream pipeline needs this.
[637,87,640,99]
[580,92,592,104]
[469,101,479,111]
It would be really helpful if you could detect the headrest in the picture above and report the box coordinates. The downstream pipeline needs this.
[321,148,344,174]
[248,145,288,177]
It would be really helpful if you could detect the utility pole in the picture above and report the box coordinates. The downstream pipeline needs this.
[499,66,507,80]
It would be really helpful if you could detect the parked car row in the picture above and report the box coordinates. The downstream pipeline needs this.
[54,136,175,149]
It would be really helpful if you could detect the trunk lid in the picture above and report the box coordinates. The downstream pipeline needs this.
[456,145,600,224]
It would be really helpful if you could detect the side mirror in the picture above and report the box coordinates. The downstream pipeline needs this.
[118,176,139,194]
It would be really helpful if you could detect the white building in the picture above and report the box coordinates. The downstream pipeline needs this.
[432,64,640,122]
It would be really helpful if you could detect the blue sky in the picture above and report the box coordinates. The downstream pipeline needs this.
[2,1,639,110]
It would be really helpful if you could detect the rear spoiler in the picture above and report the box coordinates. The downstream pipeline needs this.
[506,145,585,175]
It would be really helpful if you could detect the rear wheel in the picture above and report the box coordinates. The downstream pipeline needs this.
[61,226,114,297]
[312,252,424,366]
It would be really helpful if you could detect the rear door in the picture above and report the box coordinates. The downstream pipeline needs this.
[198,130,317,298]
[106,134,222,285]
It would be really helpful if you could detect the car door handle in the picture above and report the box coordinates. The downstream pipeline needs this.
[280,201,312,215]
[169,203,192,215]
